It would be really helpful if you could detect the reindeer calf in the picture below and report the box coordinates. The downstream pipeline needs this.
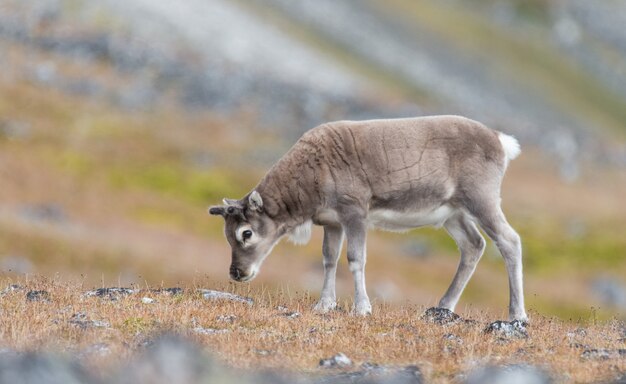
[209,116,526,321]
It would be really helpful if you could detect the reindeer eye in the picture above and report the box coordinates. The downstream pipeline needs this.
[242,230,253,240]
[227,207,235,214]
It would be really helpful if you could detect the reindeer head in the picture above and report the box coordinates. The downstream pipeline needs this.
[208,191,281,282]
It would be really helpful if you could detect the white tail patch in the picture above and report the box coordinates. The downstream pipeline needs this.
[498,132,521,161]
[287,220,312,245]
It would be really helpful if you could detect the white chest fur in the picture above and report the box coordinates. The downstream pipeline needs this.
[368,205,455,232]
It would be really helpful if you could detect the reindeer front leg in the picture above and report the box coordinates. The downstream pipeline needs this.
[313,224,344,313]
[345,216,371,316]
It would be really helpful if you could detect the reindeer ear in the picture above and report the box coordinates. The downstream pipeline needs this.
[248,190,263,211]
[208,206,226,216]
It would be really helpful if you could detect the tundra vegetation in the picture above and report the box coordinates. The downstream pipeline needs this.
[0,276,625,383]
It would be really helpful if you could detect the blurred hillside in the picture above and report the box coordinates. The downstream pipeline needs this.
[1,0,626,321]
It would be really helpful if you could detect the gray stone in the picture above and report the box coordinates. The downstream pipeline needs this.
[281,311,301,319]
[84,287,137,300]
[192,327,229,336]
[484,320,528,339]
[68,312,110,330]
[216,315,237,323]
[198,289,253,305]
[26,290,50,302]
[422,307,461,325]
[0,284,24,297]
[319,353,352,368]
[150,287,183,296]
[581,348,626,360]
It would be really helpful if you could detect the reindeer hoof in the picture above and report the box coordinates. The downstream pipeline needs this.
[353,301,372,316]
[313,299,337,313]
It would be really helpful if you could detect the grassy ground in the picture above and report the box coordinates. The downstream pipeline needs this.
[0,276,624,383]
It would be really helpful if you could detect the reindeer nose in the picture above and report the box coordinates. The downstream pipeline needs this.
[230,265,244,281]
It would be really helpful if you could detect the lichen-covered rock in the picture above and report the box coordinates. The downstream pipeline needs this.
[84,287,137,300]
[150,287,183,296]
[422,307,461,325]
[68,312,110,330]
[197,289,253,305]
[484,320,528,339]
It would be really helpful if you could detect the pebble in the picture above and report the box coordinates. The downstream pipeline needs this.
[141,297,155,304]
[198,289,253,305]
[319,353,352,368]
[192,327,229,336]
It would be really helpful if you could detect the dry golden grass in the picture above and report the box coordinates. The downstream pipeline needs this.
[1,276,624,383]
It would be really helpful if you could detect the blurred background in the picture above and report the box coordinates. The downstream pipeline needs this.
[1,0,625,321]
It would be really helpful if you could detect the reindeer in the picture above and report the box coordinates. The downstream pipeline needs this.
[209,116,526,321]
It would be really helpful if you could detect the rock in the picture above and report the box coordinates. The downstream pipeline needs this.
[84,287,137,300]
[216,315,237,323]
[443,333,463,344]
[422,307,461,325]
[484,320,528,339]
[0,284,24,296]
[26,290,50,302]
[141,297,155,304]
[464,364,552,384]
[192,327,229,336]
[581,348,626,360]
[281,312,301,319]
[198,289,253,305]
[69,313,109,330]
[151,288,183,296]
[319,353,352,368]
